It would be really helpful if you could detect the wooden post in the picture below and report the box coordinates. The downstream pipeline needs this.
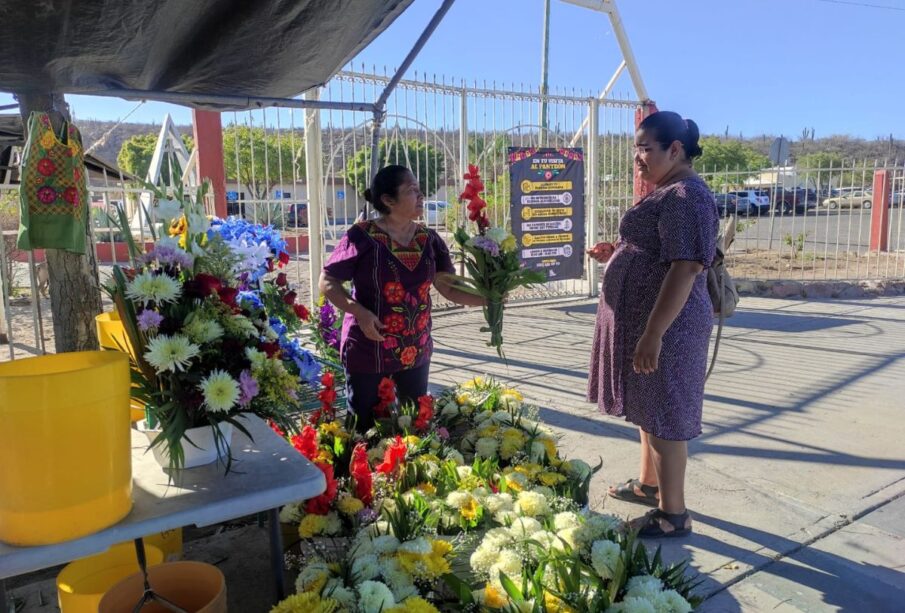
[870,169,890,252]
[15,92,101,352]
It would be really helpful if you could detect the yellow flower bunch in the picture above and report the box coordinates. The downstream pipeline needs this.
[482,584,508,608]
[396,539,453,580]
[270,592,338,613]
[538,471,568,486]
[298,513,327,538]
[415,482,437,496]
[336,495,364,516]
[386,596,441,613]
[318,420,349,440]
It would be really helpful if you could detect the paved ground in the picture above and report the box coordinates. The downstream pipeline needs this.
[6,294,905,612]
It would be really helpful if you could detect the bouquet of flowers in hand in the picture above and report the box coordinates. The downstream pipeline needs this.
[452,165,546,356]
[104,185,308,471]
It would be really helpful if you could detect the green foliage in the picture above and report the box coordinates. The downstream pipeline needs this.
[696,137,771,173]
[783,232,808,258]
[223,124,304,201]
[345,139,445,199]
[117,132,194,182]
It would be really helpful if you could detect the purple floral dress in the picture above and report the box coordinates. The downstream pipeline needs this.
[323,221,455,374]
[587,176,718,440]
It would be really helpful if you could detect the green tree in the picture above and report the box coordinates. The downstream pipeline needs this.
[696,137,770,173]
[222,125,304,201]
[345,139,445,199]
[117,133,194,182]
[796,152,871,190]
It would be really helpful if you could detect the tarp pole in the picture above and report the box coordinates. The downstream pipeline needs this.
[305,89,325,301]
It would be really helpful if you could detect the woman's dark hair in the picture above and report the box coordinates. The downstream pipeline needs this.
[638,111,704,160]
[363,165,411,215]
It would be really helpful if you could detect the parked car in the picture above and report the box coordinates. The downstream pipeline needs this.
[891,191,905,208]
[760,186,818,214]
[422,200,449,226]
[283,202,334,227]
[821,188,872,210]
[728,190,770,216]
[713,193,751,217]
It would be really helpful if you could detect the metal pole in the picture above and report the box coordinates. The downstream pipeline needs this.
[587,99,600,296]
[539,0,551,147]
[305,89,325,301]
[268,507,287,603]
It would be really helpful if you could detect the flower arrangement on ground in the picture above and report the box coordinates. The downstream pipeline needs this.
[272,376,702,612]
[104,184,314,471]
[452,165,546,356]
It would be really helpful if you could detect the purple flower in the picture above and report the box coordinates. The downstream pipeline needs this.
[472,236,500,257]
[437,427,450,441]
[357,507,379,524]
[238,369,259,406]
[136,309,164,331]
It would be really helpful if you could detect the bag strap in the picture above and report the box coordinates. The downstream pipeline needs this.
[705,270,725,382]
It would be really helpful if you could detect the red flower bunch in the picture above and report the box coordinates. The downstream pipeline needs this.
[267,419,286,438]
[375,435,407,475]
[309,371,338,424]
[290,424,319,461]
[305,462,338,515]
[414,395,434,432]
[459,164,489,232]
[374,377,396,419]
[350,442,374,505]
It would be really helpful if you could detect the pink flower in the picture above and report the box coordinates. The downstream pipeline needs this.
[437,427,449,440]
[382,336,399,349]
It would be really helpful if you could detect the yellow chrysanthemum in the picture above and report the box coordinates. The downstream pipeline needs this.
[543,439,559,460]
[270,592,338,613]
[543,591,578,613]
[404,435,421,446]
[386,596,440,613]
[416,482,437,496]
[478,425,500,439]
[462,376,485,389]
[337,496,364,516]
[538,471,567,486]
[298,513,327,538]
[460,497,480,521]
[318,420,348,440]
[315,449,334,464]
[502,388,523,401]
[514,463,543,479]
[484,584,508,608]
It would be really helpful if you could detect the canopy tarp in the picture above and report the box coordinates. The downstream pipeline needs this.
[0,0,413,109]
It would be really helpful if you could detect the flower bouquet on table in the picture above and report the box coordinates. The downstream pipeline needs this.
[451,165,547,357]
[104,185,314,472]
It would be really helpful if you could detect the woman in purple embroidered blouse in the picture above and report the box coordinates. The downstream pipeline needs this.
[587,112,718,538]
[319,165,485,430]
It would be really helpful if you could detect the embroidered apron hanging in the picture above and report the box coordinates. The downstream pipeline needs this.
[17,112,89,254]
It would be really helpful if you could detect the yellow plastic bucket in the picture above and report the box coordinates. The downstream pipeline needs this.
[144,528,183,562]
[0,351,133,546]
[57,542,163,613]
[95,312,145,421]
[98,561,227,613]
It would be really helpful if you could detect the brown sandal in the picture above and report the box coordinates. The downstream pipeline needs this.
[608,478,659,507]
[634,508,692,538]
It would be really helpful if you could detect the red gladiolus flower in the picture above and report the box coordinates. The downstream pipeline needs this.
[305,462,338,515]
[350,442,373,505]
[321,372,335,388]
[414,395,433,431]
[267,419,286,438]
[375,435,407,475]
[282,290,297,305]
[290,425,319,461]
[275,272,288,287]
[293,304,309,320]
[217,286,238,308]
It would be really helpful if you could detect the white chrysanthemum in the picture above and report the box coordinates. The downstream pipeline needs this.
[324,583,357,611]
[482,527,513,549]
[223,314,258,338]
[491,410,512,424]
[446,491,471,509]
[126,271,182,306]
[456,466,473,479]
[651,589,692,613]
[591,539,621,579]
[529,530,559,556]
[445,449,465,465]
[489,549,522,585]
[493,510,518,525]
[625,575,664,601]
[611,596,657,613]
[323,511,343,535]
[484,493,514,515]
[578,513,624,548]
[278,503,301,524]
[509,516,542,538]
[470,545,500,575]
[295,561,330,592]
[515,491,549,517]
[365,520,393,538]
[532,485,555,499]
[184,318,224,344]
[199,370,240,413]
[371,534,400,554]
[556,527,579,550]
[397,414,412,429]
[486,227,509,245]
[398,537,431,555]
[357,580,396,613]
[475,437,500,459]
[529,441,547,463]
[471,486,490,501]
[144,334,200,373]
[554,511,581,531]
[385,573,417,603]
[500,392,522,411]
[351,554,381,581]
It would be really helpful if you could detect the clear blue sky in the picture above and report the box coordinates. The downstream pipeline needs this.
[1,0,902,138]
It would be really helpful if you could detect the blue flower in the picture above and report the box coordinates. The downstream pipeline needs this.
[237,290,263,310]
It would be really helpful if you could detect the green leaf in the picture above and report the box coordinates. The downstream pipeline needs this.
[499,572,524,602]
[440,573,475,605]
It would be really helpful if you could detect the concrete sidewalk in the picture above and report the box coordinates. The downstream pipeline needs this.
[430,295,905,612]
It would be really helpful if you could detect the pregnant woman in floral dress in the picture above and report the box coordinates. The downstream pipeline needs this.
[587,111,718,537]
[320,165,485,431]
